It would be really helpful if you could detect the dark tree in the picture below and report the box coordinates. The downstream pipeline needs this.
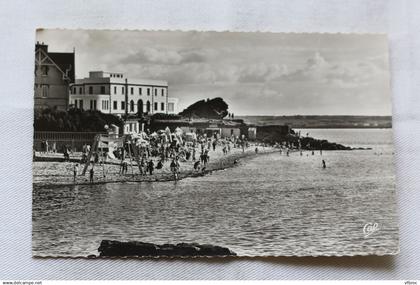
[34,108,124,132]
[179,97,229,119]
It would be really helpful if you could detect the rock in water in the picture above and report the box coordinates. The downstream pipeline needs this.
[98,240,237,257]
[98,240,158,257]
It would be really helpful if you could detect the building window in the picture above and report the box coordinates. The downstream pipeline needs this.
[161,102,165,111]
[114,86,117,94]
[130,87,133,95]
[161,89,165,96]
[73,87,76,94]
[139,88,142,95]
[113,101,117,110]
[121,101,125,110]
[79,87,82,94]
[41,85,49,98]
[101,86,105,94]
[79,99,84,110]
[89,100,97,110]
[147,88,150,96]
[137,99,143,114]
[154,89,157,96]
[122,87,125,94]
[89,86,93,94]
[146,101,151,112]
[130,100,134,112]
[154,102,158,111]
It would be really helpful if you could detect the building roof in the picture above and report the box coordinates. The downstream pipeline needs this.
[153,118,244,128]
[74,71,167,87]
[128,78,168,86]
[48,52,75,83]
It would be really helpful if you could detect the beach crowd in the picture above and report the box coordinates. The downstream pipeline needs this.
[75,127,252,182]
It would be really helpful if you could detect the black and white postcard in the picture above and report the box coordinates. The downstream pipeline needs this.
[33,30,398,257]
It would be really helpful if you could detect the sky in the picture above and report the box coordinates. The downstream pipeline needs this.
[37,29,392,116]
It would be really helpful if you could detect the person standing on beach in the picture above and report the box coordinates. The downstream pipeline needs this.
[73,163,79,182]
[156,159,163,170]
[201,150,208,167]
[89,167,94,183]
[193,160,200,171]
[170,159,176,173]
[205,149,210,165]
[148,159,154,175]
[170,158,180,180]
[139,158,145,175]
[200,151,204,163]
[63,146,70,162]
[200,141,205,154]
[322,160,326,169]
[123,161,128,174]
[119,161,124,175]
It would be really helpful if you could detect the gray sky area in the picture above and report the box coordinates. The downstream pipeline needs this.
[37,30,392,116]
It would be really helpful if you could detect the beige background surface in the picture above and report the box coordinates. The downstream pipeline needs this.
[0,0,419,279]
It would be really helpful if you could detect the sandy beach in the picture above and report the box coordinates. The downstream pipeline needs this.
[33,145,277,187]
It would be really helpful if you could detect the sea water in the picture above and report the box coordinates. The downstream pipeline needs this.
[33,128,398,256]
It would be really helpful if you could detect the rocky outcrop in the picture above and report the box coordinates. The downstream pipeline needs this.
[98,240,237,257]
[256,125,291,143]
[179,97,229,119]
[298,137,352,150]
[255,125,352,150]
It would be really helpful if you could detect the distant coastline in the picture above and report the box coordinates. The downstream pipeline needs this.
[237,115,392,129]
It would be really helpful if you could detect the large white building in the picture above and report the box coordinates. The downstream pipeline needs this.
[69,71,178,116]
